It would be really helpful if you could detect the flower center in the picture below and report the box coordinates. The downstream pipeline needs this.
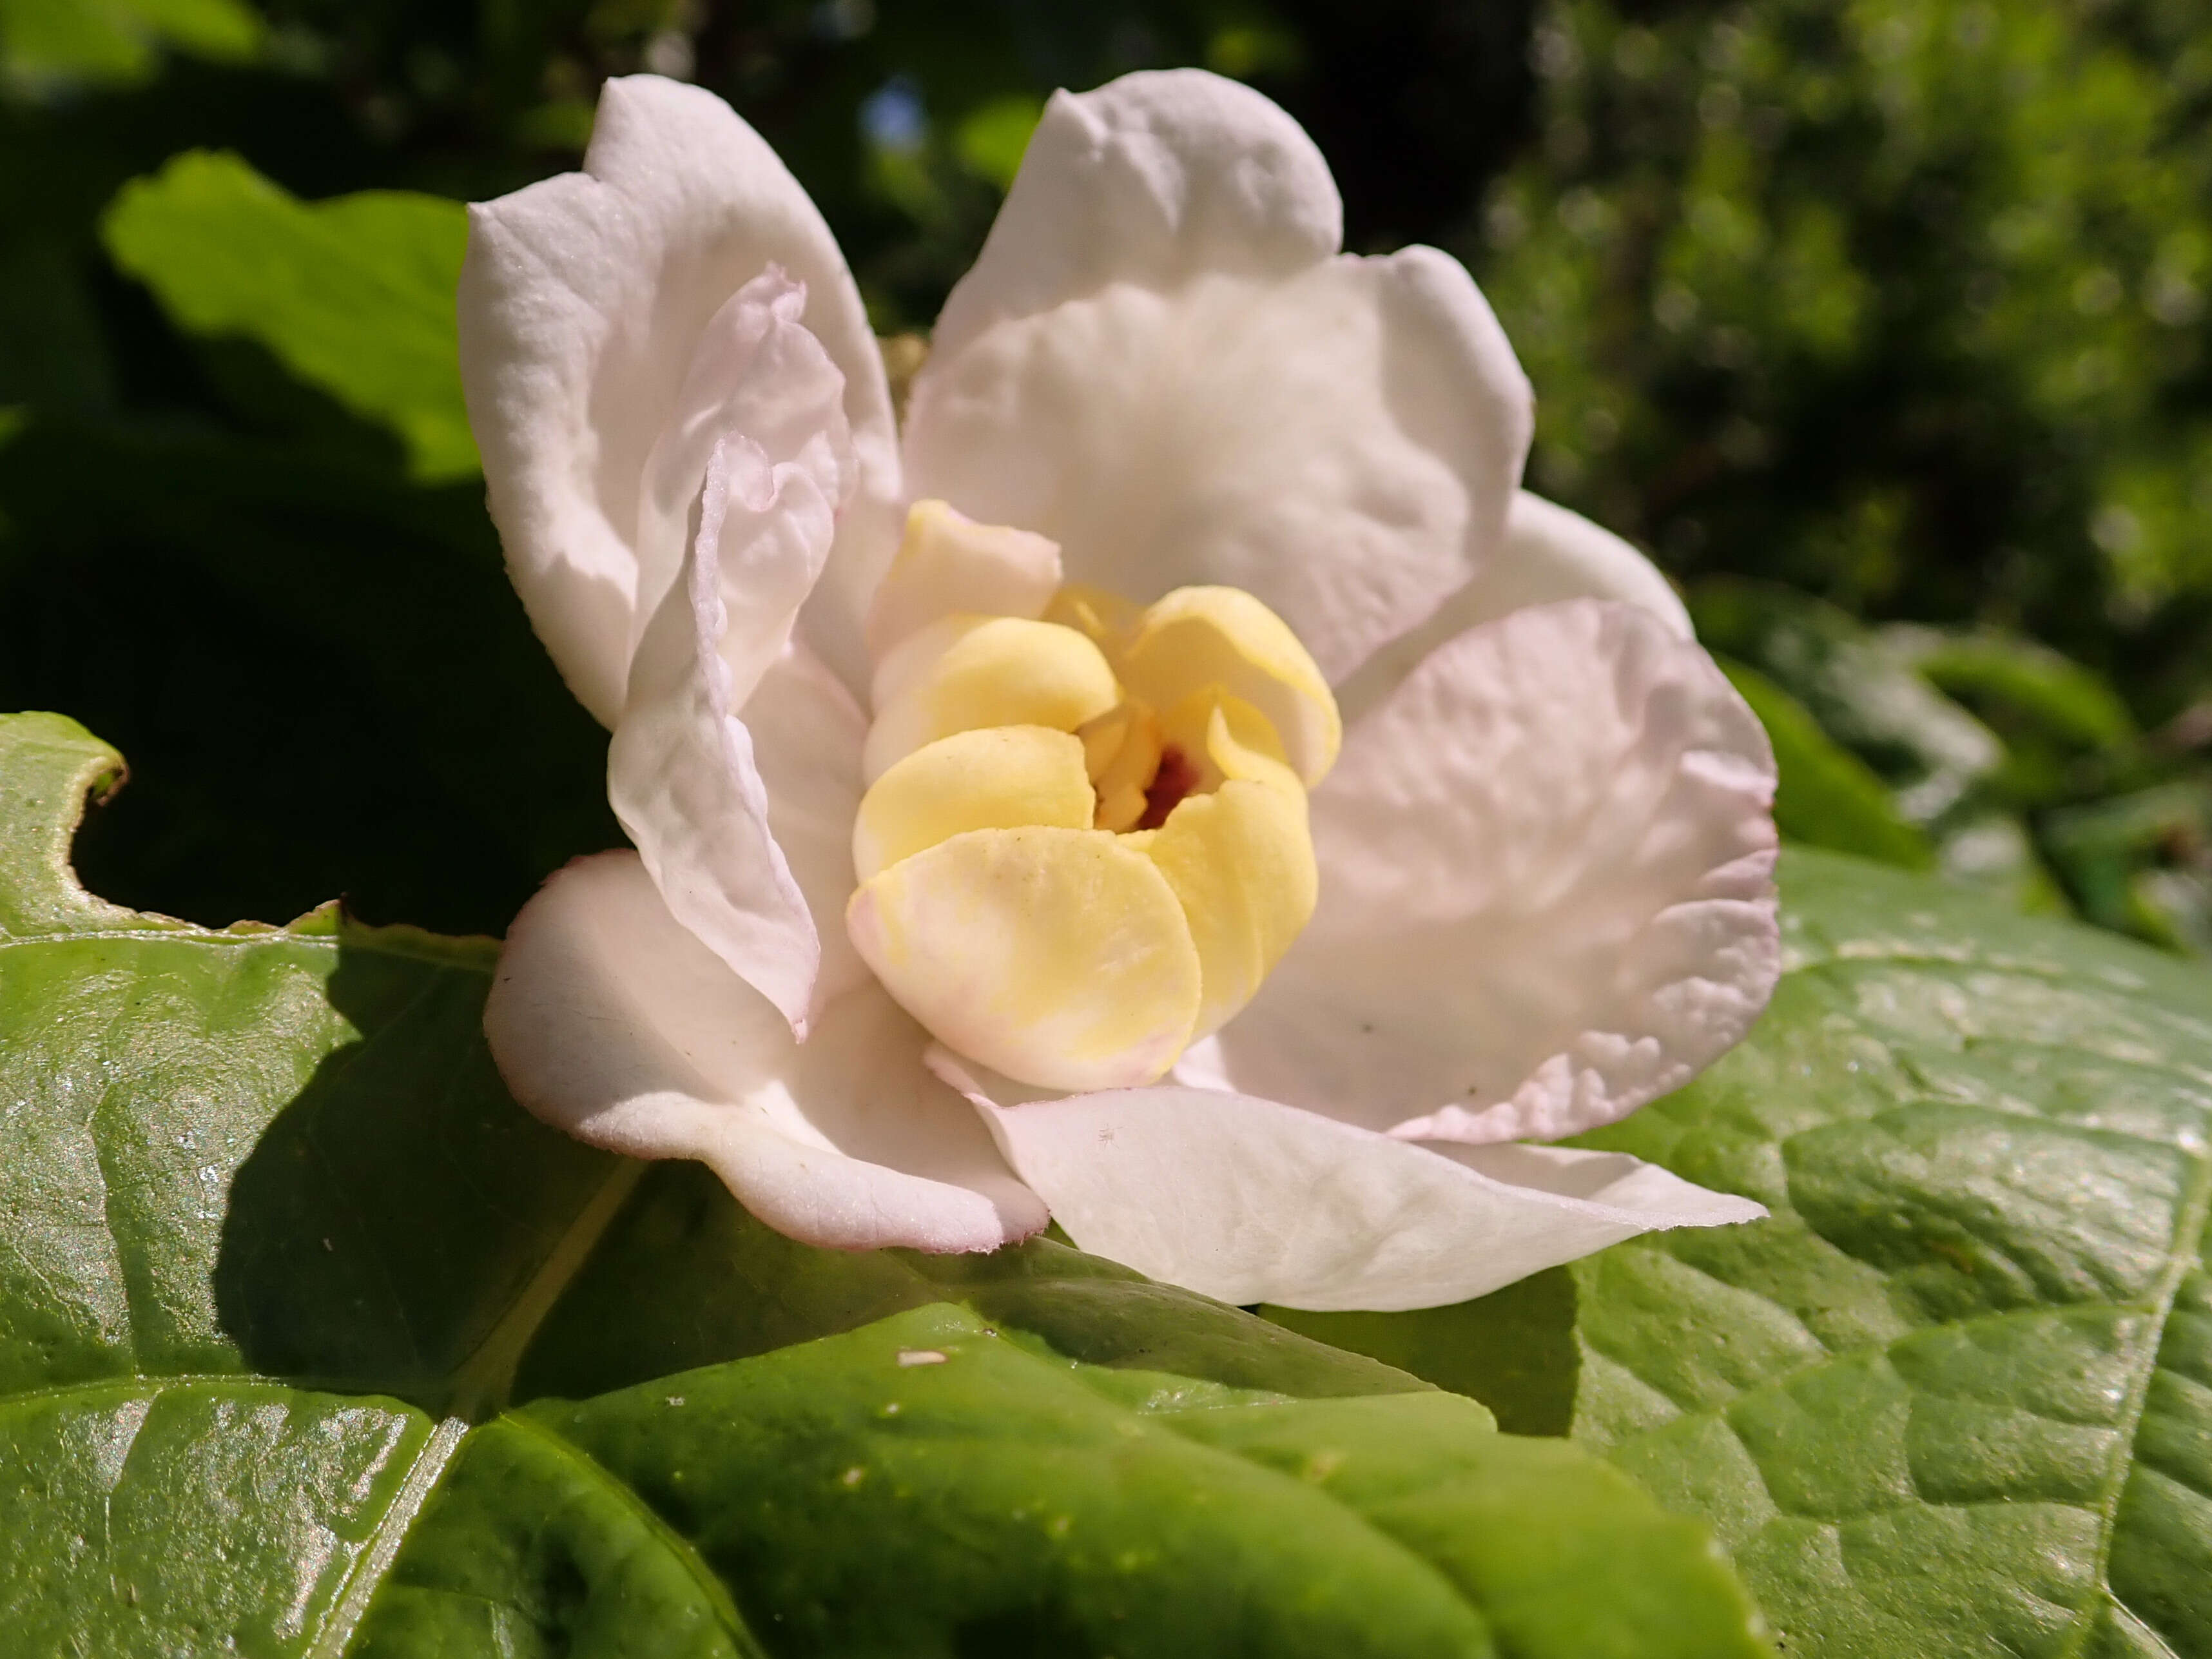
[844,501,1341,1093]
[1139,744,1199,831]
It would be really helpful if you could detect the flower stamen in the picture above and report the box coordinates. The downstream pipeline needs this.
[1137,745,1199,831]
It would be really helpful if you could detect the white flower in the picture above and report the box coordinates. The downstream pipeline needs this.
[462,69,1781,1312]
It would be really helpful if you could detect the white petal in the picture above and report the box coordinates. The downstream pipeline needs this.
[904,72,1529,685]
[929,68,1343,358]
[1214,598,1781,1145]
[1337,491,1694,722]
[458,74,898,724]
[608,429,839,1033]
[486,852,1046,1252]
[742,641,871,1009]
[632,269,855,663]
[933,1058,1763,1311]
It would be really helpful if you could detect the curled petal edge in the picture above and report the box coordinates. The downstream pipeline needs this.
[1218,598,1781,1149]
[487,851,1049,1254]
[930,1053,1766,1312]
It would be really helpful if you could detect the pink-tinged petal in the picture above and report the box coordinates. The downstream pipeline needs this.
[1338,491,1694,721]
[459,74,897,723]
[931,1056,1763,1311]
[1214,599,1780,1145]
[486,852,1046,1253]
[743,641,872,1009]
[904,72,1529,685]
[609,421,840,1033]
[864,500,1063,659]
[632,269,855,662]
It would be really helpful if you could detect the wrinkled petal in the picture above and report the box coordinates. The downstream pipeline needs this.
[933,1058,1765,1311]
[485,851,1047,1252]
[632,269,854,662]
[862,615,1120,784]
[865,499,1063,658]
[744,641,871,1008]
[853,726,1094,882]
[459,73,898,723]
[1338,491,1695,723]
[849,828,1201,1093]
[608,429,840,1033]
[904,70,1529,686]
[1121,586,1341,785]
[1213,598,1780,1145]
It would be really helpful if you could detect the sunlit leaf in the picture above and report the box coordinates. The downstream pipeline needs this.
[1276,846,2212,1658]
[102,151,475,482]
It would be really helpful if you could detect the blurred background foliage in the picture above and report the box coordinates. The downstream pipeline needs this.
[1,0,2207,954]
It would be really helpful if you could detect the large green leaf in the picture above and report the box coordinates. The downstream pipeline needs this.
[0,712,1769,1657]
[101,152,474,481]
[1276,847,2212,1658]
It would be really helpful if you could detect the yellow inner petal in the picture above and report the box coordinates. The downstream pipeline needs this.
[1076,701,1165,833]
[853,725,1095,882]
[1042,581,1145,666]
[847,826,1203,1092]
[863,613,1121,782]
[1120,585,1342,786]
[849,530,1343,1089]
[866,499,1063,656]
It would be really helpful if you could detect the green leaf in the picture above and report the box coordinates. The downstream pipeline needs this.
[0,712,1770,1656]
[1718,654,1935,869]
[0,0,259,90]
[2044,781,2212,955]
[369,1306,1751,1659]
[1882,624,2139,756]
[101,151,475,483]
[1275,847,2212,1658]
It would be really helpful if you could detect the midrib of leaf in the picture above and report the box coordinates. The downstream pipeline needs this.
[0,1372,256,1413]
[2061,1140,2212,1659]
[6,877,652,1413]
[22,905,660,1636]
[441,1158,648,1422]
[257,918,650,1424]
[1596,895,2212,1656]
[305,1414,466,1659]
[0,1373,462,1659]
